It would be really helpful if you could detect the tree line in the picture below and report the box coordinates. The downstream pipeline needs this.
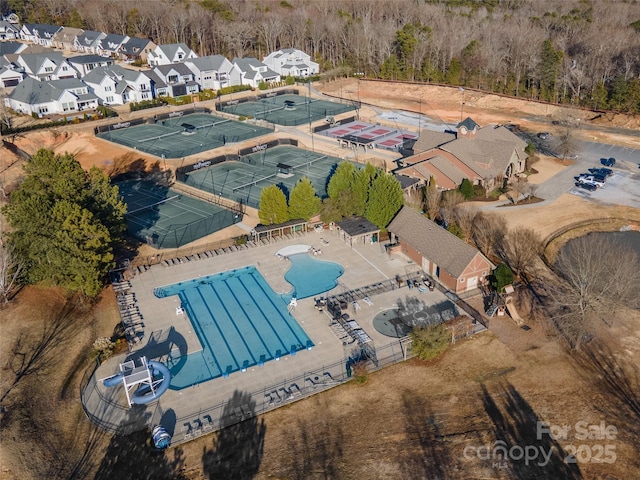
[4,0,640,113]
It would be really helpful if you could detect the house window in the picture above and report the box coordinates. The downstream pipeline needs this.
[38,106,48,113]
[106,96,114,103]
[62,66,67,71]
[105,86,112,92]
[460,277,465,283]
[44,67,53,72]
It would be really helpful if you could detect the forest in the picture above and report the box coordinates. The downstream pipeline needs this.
[3,0,640,112]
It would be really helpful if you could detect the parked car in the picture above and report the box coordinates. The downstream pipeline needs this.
[537,132,551,140]
[601,157,616,167]
[588,167,613,177]
[575,182,597,192]
[578,175,605,188]
[581,172,607,183]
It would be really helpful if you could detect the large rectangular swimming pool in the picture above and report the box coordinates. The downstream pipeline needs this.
[154,266,313,389]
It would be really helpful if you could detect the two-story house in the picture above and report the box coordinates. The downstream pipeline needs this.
[151,63,199,97]
[148,43,197,66]
[67,54,114,77]
[0,14,20,41]
[96,34,130,58]
[262,48,319,78]
[5,76,99,116]
[52,27,84,51]
[119,37,157,64]
[233,57,280,88]
[184,55,241,90]
[74,30,106,54]
[15,52,78,81]
[19,23,62,47]
[83,65,153,105]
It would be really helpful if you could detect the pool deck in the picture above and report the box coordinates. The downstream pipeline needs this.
[85,228,462,439]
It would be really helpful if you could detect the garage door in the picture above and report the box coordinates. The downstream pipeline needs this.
[466,276,478,290]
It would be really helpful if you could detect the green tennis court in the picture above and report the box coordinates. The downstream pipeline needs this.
[220,94,356,126]
[179,145,350,209]
[118,179,241,249]
[97,113,273,159]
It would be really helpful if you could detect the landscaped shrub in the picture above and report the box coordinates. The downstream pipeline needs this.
[129,99,167,112]
[490,263,514,293]
[458,178,474,200]
[258,81,268,90]
[410,323,450,361]
[217,85,252,96]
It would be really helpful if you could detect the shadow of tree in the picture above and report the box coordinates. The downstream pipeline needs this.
[400,389,452,479]
[481,381,582,479]
[94,407,187,480]
[572,339,640,460]
[201,390,266,480]
[281,400,344,479]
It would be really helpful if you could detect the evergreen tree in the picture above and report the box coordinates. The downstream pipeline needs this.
[352,163,379,216]
[365,172,404,229]
[258,185,288,225]
[539,39,563,102]
[327,161,357,203]
[458,178,474,200]
[288,177,320,221]
[3,149,125,297]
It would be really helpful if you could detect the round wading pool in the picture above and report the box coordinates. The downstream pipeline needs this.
[372,309,412,338]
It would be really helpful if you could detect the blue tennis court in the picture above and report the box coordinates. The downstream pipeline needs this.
[155,266,314,389]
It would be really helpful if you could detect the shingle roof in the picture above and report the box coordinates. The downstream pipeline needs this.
[77,30,104,46]
[412,130,456,153]
[0,41,23,55]
[155,63,193,76]
[387,206,487,278]
[120,37,151,55]
[186,55,228,71]
[18,51,65,74]
[337,216,380,237]
[67,54,113,65]
[155,43,192,60]
[144,69,166,88]
[100,34,128,51]
[24,23,62,38]
[428,155,466,185]
[457,117,479,131]
[9,76,75,103]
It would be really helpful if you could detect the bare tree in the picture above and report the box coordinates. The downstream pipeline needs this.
[453,205,478,240]
[549,234,640,348]
[424,183,441,220]
[0,236,24,305]
[500,226,542,280]
[471,213,507,260]
[554,122,580,160]
[439,190,464,227]
[508,176,528,204]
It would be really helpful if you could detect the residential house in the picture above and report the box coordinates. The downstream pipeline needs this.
[52,27,84,51]
[262,48,319,78]
[0,16,20,40]
[0,41,27,56]
[15,52,78,81]
[119,37,156,64]
[396,118,528,191]
[5,76,99,116]
[184,55,241,90]
[83,64,153,105]
[148,43,197,66]
[151,63,199,97]
[96,33,129,58]
[0,62,23,88]
[74,30,106,54]
[387,206,494,294]
[67,54,114,77]
[19,23,62,47]
[232,57,280,88]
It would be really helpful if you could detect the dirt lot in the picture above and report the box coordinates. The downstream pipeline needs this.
[1,82,639,479]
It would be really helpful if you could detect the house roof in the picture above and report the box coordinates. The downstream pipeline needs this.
[411,130,456,153]
[0,41,24,55]
[67,54,113,65]
[440,123,526,177]
[387,206,488,278]
[395,174,422,190]
[100,34,128,51]
[154,43,192,60]
[0,20,20,33]
[23,23,62,38]
[155,63,193,76]
[186,55,228,71]
[120,37,152,55]
[428,155,467,185]
[457,117,479,131]
[337,216,380,237]
[9,76,76,103]
[76,30,104,46]
[18,51,66,74]
[53,27,84,42]
[233,57,263,69]
[83,64,147,86]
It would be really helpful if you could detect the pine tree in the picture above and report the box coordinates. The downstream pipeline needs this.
[258,185,289,225]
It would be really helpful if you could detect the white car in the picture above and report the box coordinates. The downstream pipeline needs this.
[578,175,605,188]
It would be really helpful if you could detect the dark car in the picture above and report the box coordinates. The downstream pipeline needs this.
[575,182,597,191]
[537,132,551,140]
[588,167,613,177]
[601,157,616,167]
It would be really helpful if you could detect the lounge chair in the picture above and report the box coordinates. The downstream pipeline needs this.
[363,296,373,306]
[279,387,294,400]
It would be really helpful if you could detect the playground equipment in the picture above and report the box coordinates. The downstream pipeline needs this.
[504,296,525,326]
[102,356,171,407]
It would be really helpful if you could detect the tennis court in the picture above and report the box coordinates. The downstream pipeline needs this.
[321,120,419,151]
[118,180,241,249]
[97,113,273,158]
[180,145,346,209]
[220,94,356,126]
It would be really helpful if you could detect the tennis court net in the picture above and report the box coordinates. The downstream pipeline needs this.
[125,195,182,216]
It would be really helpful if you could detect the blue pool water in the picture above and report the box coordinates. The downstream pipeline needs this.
[154,258,342,389]
[284,253,344,299]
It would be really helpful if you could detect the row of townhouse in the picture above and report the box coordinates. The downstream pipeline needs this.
[2,45,317,116]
